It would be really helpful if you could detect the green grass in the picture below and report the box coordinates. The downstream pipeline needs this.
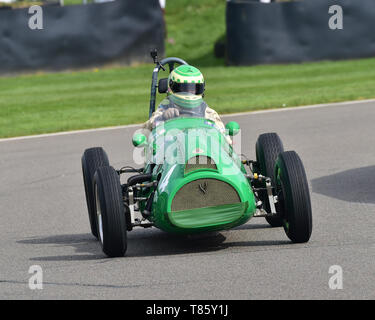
[165,0,226,66]
[0,0,374,138]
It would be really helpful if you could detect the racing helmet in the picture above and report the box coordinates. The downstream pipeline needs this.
[168,65,205,108]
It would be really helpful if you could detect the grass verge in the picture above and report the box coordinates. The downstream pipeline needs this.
[0,0,374,138]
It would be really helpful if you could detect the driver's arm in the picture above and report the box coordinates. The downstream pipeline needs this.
[205,106,226,133]
[205,106,232,144]
[143,108,164,131]
[143,99,178,130]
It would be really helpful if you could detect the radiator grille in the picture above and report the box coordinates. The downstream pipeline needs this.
[185,156,217,174]
[171,178,240,211]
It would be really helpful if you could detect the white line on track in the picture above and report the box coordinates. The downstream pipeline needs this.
[1,99,374,143]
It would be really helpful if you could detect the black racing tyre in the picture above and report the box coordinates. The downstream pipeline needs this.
[94,166,127,257]
[81,147,109,238]
[275,151,312,243]
[255,133,284,227]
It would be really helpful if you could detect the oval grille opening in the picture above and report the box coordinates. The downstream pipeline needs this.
[171,178,240,211]
[185,156,217,174]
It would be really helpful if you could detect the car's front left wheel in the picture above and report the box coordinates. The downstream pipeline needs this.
[94,166,127,257]
[275,151,312,243]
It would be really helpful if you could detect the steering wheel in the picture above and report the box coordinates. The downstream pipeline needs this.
[159,57,188,73]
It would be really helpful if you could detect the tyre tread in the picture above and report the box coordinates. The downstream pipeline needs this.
[94,166,127,257]
[255,133,284,227]
[277,151,312,243]
[82,147,109,237]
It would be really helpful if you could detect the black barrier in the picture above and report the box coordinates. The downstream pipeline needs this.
[226,0,375,65]
[0,0,164,74]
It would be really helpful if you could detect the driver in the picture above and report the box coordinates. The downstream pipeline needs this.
[144,65,226,133]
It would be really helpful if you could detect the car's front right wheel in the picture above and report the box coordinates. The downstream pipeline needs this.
[255,133,284,227]
[82,147,109,238]
[94,166,127,257]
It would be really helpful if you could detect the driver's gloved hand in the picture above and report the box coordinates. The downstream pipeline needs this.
[163,108,180,120]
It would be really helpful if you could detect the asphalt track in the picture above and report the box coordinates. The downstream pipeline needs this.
[0,100,374,300]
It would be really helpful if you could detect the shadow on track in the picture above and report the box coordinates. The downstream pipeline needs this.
[311,165,375,204]
[18,223,289,261]
[18,234,105,261]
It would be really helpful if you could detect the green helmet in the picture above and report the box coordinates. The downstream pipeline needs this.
[168,65,205,108]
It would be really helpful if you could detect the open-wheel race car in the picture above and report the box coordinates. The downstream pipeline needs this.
[81,51,312,257]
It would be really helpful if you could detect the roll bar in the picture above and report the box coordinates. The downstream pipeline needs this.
[149,50,188,118]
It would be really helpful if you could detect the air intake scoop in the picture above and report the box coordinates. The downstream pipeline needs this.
[185,156,217,174]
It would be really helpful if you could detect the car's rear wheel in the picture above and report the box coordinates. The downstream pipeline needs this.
[94,166,127,257]
[275,151,312,243]
[82,147,109,238]
[255,133,284,227]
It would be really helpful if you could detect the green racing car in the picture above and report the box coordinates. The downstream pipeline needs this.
[81,52,312,257]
